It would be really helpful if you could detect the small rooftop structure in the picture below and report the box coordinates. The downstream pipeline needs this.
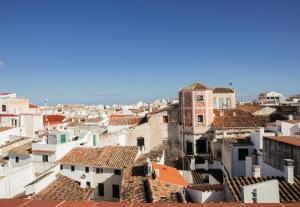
[264,136,300,148]
[8,142,32,156]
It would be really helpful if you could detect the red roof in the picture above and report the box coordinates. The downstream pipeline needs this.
[152,162,188,187]
[29,104,38,109]
[264,136,300,147]
[0,199,298,207]
[43,115,65,125]
[109,115,139,126]
[0,114,17,117]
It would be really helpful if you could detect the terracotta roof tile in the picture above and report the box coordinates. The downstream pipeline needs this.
[213,87,234,94]
[29,104,38,109]
[0,126,13,132]
[8,142,32,156]
[225,176,300,203]
[152,162,187,187]
[237,105,263,113]
[32,174,93,201]
[59,146,139,169]
[181,82,209,91]
[264,136,300,147]
[43,115,65,125]
[109,115,140,126]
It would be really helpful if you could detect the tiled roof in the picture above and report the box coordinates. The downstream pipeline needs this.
[225,176,300,203]
[283,120,300,124]
[213,87,234,94]
[147,178,185,203]
[237,105,263,113]
[59,146,139,169]
[187,184,224,192]
[152,162,188,187]
[0,114,17,117]
[181,82,209,91]
[213,113,266,129]
[32,174,93,201]
[0,199,299,206]
[109,115,140,126]
[264,136,300,148]
[29,104,38,109]
[0,199,294,207]
[224,136,253,145]
[191,169,224,184]
[8,142,32,156]
[0,126,13,132]
[43,115,65,125]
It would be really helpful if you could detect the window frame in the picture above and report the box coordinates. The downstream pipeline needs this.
[71,165,75,171]
[112,184,120,198]
[114,169,121,175]
[197,114,204,123]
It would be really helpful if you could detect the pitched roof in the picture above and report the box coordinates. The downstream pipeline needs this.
[225,176,300,203]
[43,115,65,125]
[187,184,224,192]
[0,114,17,117]
[32,174,93,201]
[8,142,32,156]
[59,146,139,169]
[264,136,300,148]
[213,114,266,129]
[181,82,209,91]
[224,136,253,146]
[152,162,188,187]
[0,126,13,132]
[237,105,263,113]
[0,199,299,206]
[109,115,140,126]
[29,104,38,109]
[213,87,234,94]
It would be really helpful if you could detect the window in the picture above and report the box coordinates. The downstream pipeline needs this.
[16,156,19,163]
[112,184,120,198]
[196,95,204,101]
[60,134,66,144]
[163,116,168,123]
[238,148,249,161]
[196,139,207,154]
[93,135,96,146]
[96,168,103,174]
[42,155,48,162]
[114,169,121,175]
[197,115,203,123]
[86,182,90,187]
[60,165,63,170]
[137,137,145,151]
[98,183,104,196]
[1,105,6,112]
[85,167,89,173]
[71,165,75,171]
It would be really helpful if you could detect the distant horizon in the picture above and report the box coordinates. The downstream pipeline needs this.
[1,0,299,105]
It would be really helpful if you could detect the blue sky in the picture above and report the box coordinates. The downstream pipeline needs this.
[0,0,299,105]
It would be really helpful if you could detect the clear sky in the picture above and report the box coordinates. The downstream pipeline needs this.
[0,0,299,105]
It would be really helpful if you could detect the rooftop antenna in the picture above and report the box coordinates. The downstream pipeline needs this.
[44,98,48,107]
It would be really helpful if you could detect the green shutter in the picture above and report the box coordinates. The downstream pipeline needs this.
[61,134,66,143]
[93,135,96,146]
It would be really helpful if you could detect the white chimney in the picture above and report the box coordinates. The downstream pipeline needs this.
[190,157,195,170]
[204,160,209,171]
[144,158,152,176]
[284,159,294,184]
[233,111,236,117]
[252,165,261,178]
[154,169,160,177]
[288,115,293,120]
[245,156,252,177]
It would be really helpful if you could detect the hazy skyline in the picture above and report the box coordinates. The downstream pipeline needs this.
[0,0,299,105]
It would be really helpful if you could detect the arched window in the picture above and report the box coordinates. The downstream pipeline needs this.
[137,137,145,151]
[2,105,6,112]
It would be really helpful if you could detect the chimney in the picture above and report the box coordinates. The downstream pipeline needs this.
[284,159,294,184]
[80,174,86,188]
[190,157,195,170]
[204,160,209,171]
[144,158,152,176]
[220,111,224,117]
[245,156,252,176]
[288,115,293,120]
[154,169,160,177]
[233,111,236,117]
[252,165,261,178]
